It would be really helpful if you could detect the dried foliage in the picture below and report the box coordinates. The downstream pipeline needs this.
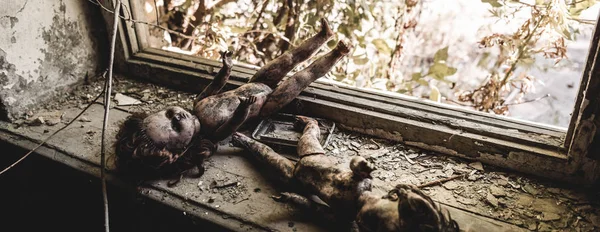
[457,0,595,114]
[143,0,598,116]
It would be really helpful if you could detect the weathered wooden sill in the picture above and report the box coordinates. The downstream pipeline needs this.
[0,102,527,232]
[122,50,581,184]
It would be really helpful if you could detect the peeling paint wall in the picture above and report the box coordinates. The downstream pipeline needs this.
[0,0,106,121]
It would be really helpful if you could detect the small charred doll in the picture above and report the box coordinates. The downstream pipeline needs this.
[115,19,351,184]
[230,116,460,232]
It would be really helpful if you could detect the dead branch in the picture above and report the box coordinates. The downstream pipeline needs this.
[504,94,550,106]
[87,0,197,40]
[175,0,237,49]
[568,16,596,25]
[272,0,288,27]
[251,0,270,32]
[153,0,159,26]
[279,0,301,53]
[388,1,421,80]
[251,0,288,62]
[210,0,238,10]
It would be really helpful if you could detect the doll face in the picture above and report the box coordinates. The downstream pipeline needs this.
[356,192,402,232]
[356,185,459,232]
[142,106,200,151]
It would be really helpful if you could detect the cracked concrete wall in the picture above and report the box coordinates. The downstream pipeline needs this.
[0,0,106,121]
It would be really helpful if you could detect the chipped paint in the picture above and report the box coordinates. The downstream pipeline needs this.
[0,0,102,120]
[572,118,597,158]
[404,141,465,157]
[336,117,593,182]
[338,124,404,142]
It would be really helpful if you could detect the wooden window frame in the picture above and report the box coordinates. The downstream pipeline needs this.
[104,0,600,185]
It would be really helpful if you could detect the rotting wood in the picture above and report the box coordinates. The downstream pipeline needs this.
[337,124,404,142]
[280,97,594,183]
[291,96,566,158]
[566,11,600,148]
[404,141,462,157]
[564,11,600,185]
[309,82,565,136]
[570,119,597,159]
[301,86,565,149]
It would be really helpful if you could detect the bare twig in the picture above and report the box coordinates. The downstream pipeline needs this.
[251,0,270,31]
[510,0,536,8]
[0,90,104,176]
[153,0,160,26]
[446,99,475,107]
[504,94,550,106]
[568,16,597,25]
[417,174,466,188]
[238,29,290,42]
[279,0,299,53]
[505,0,596,25]
[500,18,543,87]
[388,1,421,79]
[571,0,591,5]
[99,1,122,231]
[87,0,197,40]
[119,0,132,20]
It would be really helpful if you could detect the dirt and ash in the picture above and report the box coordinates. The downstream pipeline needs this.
[14,76,600,232]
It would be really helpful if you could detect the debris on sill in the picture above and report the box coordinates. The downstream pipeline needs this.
[322,128,599,231]
[13,76,600,232]
[114,93,142,106]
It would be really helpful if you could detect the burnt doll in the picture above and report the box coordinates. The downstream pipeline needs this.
[115,18,351,184]
[230,116,460,232]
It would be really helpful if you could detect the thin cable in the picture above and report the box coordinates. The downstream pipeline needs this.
[100,1,122,232]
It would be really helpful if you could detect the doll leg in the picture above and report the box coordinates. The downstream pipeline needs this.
[248,18,334,88]
[259,41,351,117]
[194,51,233,104]
[293,116,326,157]
[231,132,295,185]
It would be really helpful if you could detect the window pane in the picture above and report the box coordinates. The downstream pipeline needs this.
[137,0,599,128]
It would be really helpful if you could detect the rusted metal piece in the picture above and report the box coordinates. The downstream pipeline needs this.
[251,113,335,149]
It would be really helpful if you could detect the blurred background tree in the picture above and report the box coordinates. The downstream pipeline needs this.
[145,0,599,123]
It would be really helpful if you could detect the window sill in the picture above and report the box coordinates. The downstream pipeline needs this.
[122,49,582,183]
[0,101,530,231]
[0,104,312,231]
